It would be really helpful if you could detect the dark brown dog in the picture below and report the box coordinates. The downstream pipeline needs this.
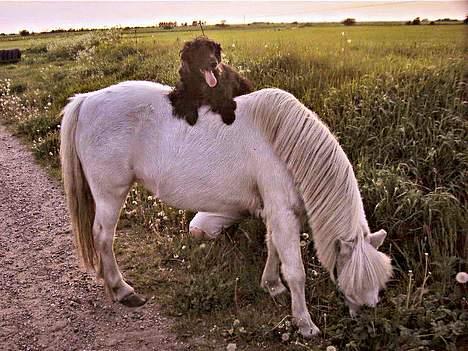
[168,37,253,126]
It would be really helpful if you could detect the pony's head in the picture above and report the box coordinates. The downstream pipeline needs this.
[335,229,392,316]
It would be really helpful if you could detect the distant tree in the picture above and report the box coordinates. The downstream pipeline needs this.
[464,16,468,24]
[430,21,435,25]
[19,29,30,36]
[342,18,356,26]
[412,17,421,25]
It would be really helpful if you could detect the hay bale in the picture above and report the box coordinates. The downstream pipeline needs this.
[0,49,21,63]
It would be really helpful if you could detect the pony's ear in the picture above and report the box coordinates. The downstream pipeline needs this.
[369,229,387,249]
[338,239,353,257]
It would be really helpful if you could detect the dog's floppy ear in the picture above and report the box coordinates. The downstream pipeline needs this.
[179,61,191,76]
[180,41,193,62]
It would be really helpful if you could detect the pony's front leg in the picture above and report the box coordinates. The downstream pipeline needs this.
[261,228,287,298]
[266,210,320,338]
[93,195,146,307]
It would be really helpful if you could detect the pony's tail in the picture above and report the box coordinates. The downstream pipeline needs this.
[60,94,98,272]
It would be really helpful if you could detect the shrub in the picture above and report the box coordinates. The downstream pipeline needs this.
[343,18,356,26]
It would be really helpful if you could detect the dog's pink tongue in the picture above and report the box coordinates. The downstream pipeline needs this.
[203,70,217,88]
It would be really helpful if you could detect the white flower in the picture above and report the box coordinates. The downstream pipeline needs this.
[456,272,468,284]
[327,346,337,351]
[226,343,237,351]
[281,332,290,341]
[347,39,352,44]
[341,32,345,36]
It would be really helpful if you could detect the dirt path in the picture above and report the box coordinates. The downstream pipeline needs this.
[0,125,188,351]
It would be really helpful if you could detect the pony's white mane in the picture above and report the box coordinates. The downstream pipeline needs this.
[245,89,391,290]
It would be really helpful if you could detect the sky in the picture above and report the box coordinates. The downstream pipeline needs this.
[0,1,466,34]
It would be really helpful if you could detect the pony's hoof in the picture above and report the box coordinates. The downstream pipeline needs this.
[298,324,321,339]
[189,227,216,240]
[120,292,147,307]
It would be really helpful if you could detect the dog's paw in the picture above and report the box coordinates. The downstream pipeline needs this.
[221,110,236,125]
[185,110,199,126]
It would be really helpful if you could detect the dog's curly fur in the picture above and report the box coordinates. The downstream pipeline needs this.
[169,37,253,126]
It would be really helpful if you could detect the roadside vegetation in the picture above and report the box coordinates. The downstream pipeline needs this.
[0,23,466,350]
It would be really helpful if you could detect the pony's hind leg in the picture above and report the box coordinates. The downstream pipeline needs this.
[261,228,287,298]
[266,209,320,338]
[92,184,147,307]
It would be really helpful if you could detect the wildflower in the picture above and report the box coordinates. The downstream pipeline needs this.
[326,346,337,351]
[281,332,290,341]
[231,43,236,48]
[147,195,153,201]
[178,210,184,215]
[301,232,309,240]
[233,319,240,327]
[199,243,206,250]
[347,39,352,44]
[341,32,345,36]
[163,216,168,221]
[181,245,186,250]
[132,200,137,205]
[300,241,306,247]
[226,343,237,351]
[456,272,468,284]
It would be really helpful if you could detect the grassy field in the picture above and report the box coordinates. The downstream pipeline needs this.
[1,23,467,350]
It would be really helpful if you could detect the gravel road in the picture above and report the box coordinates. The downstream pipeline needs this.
[0,125,188,351]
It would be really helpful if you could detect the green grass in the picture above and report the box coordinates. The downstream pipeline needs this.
[1,23,467,350]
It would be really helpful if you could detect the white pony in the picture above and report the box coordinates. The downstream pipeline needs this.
[60,81,392,338]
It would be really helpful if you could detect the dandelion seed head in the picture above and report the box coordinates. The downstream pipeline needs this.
[456,272,468,284]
